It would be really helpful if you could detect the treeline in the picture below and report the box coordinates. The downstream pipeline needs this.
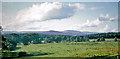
[2,32,119,45]
[2,32,119,51]
[3,33,89,45]
[86,32,120,39]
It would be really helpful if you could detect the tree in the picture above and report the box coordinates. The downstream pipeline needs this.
[2,36,8,51]
[70,36,73,42]
[2,36,17,51]
[97,38,100,42]
[100,37,105,41]
[66,37,70,42]
[114,37,117,41]
[22,35,30,45]
[9,33,21,43]
[22,33,40,45]
[84,36,89,42]
[81,36,85,42]
[75,37,78,42]
[77,37,81,42]
[7,40,17,50]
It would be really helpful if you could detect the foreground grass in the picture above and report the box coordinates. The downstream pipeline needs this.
[11,42,119,58]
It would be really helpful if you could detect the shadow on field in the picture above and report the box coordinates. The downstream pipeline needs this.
[2,55,118,59]
[1,52,54,59]
[81,55,117,59]
[14,47,21,50]
[7,55,118,59]
[25,52,54,56]
[19,55,118,59]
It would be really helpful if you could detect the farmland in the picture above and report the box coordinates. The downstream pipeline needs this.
[1,32,120,59]
[10,41,119,59]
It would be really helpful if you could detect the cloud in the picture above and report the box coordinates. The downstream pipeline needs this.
[2,2,117,33]
[88,7,98,10]
[68,3,85,10]
[99,14,117,21]
[100,24,109,32]
[82,18,102,27]
[71,13,118,29]
[0,13,1,25]
[70,18,103,32]
[71,14,118,32]
[3,2,86,31]
[2,14,15,29]
[111,29,118,32]
[109,16,118,21]
[99,24,118,32]
[72,18,102,29]
[16,2,85,23]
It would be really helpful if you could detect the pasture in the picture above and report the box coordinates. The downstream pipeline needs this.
[11,41,119,58]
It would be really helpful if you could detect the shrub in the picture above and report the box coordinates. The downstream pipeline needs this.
[7,40,17,51]
[23,42,29,45]
[2,36,17,51]
[97,38,100,42]
[100,37,105,41]
[114,37,117,41]
[19,52,27,57]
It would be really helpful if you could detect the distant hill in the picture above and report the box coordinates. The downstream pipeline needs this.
[1,30,97,36]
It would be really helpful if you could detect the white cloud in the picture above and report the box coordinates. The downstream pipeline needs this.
[88,7,98,10]
[99,24,109,32]
[72,18,102,28]
[109,16,118,21]
[16,2,85,23]
[70,16,117,32]
[2,2,117,33]
[2,14,15,29]
[82,18,102,27]
[3,2,86,31]
[71,13,117,30]
[99,14,117,21]
[69,3,85,10]
[99,24,118,32]
[111,29,118,32]
[0,13,1,25]
[70,18,103,32]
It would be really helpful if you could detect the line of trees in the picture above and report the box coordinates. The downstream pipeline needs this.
[2,32,119,46]
[3,33,90,45]
[86,32,120,39]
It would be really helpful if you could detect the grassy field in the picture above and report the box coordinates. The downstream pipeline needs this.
[89,39,119,42]
[10,41,119,58]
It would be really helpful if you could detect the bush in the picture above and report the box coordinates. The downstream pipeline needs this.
[97,38,100,42]
[7,40,17,51]
[19,52,27,57]
[2,36,17,51]
[100,37,105,41]
[23,42,29,45]
[114,37,117,41]
[2,52,19,57]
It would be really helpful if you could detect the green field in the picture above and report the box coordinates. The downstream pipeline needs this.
[10,41,119,59]
[89,39,119,42]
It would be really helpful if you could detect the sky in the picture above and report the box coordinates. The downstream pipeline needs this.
[1,0,120,2]
[0,2,118,32]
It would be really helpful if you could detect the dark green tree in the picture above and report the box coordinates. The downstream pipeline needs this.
[97,38,100,42]
[114,37,117,41]
[22,33,39,45]
[100,37,105,41]
[2,36,17,51]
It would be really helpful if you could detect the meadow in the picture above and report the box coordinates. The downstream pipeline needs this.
[10,40,119,59]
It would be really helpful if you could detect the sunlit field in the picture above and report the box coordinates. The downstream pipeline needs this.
[10,41,119,59]
[89,39,119,42]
